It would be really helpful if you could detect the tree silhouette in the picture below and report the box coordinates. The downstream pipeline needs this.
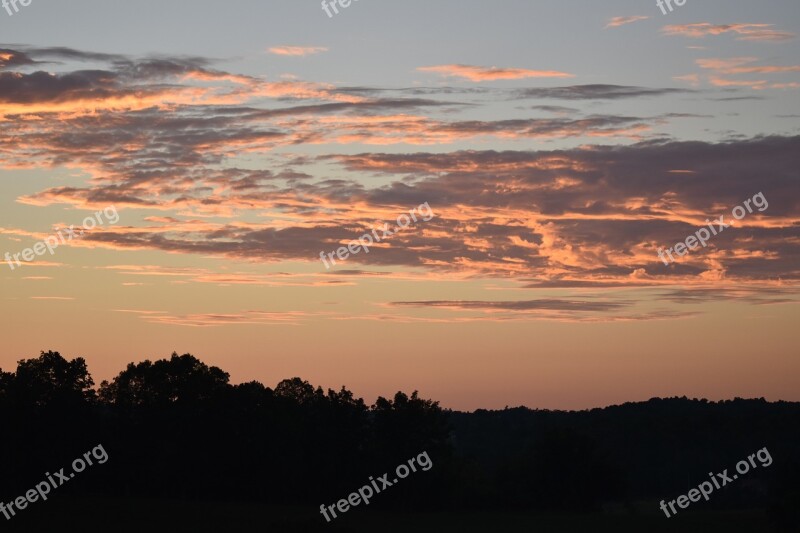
[372,390,451,456]
[274,377,322,405]
[99,352,229,407]
[9,350,95,409]
[0,349,798,531]
[0,368,13,402]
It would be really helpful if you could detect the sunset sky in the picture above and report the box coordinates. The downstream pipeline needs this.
[1,0,798,410]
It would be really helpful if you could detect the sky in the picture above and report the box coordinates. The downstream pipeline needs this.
[1,0,798,411]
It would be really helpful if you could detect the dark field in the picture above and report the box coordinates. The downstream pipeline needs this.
[4,498,780,533]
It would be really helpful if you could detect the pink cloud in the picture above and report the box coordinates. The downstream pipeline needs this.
[267,46,329,56]
[696,57,800,74]
[662,23,795,41]
[605,16,649,29]
[417,64,573,82]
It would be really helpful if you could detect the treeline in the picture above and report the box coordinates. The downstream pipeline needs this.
[0,351,451,507]
[0,351,798,528]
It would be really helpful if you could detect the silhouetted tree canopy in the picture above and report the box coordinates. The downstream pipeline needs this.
[5,350,95,410]
[0,349,798,531]
[98,352,229,407]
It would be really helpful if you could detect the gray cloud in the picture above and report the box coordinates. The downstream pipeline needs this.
[514,84,693,100]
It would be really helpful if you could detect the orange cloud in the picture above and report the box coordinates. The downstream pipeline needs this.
[2,47,798,293]
[120,309,311,327]
[267,46,329,56]
[675,57,800,89]
[696,57,800,74]
[605,16,649,29]
[673,74,700,86]
[417,64,573,82]
[662,23,795,41]
[708,76,768,89]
